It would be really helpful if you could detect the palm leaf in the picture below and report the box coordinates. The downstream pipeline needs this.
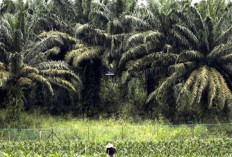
[122,15,151,29]
[176,69,198,104]
[37,61,70,70]
[173,24,199,48]
[0,70,10,87]
[72,46,104,67]
[119,44,147,69]
[46,77,76,93]
[146,72,181,104]
[179,50,204,61]
[21,66,39,75]
[40,69,81,83]
[215,26,232,45]
[28,73,54,95]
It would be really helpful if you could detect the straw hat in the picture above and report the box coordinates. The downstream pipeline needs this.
[106,143,113,148]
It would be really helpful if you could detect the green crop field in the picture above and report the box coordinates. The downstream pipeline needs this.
[1,113,232,156]
[0,138,232,157]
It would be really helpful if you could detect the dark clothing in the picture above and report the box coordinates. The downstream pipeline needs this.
[106,148,116,155]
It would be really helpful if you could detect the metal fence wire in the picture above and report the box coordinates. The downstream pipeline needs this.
[1,123,232,142]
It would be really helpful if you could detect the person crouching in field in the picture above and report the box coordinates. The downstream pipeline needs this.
[106,143,117,157]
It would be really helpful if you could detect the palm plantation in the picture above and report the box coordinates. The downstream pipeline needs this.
[3,0,232,156]
[0,0,232,125]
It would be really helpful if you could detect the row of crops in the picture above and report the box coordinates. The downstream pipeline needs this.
[0,138,232,156]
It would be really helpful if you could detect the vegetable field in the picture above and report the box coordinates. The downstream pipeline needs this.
[1,119,232,156]
[0,138,232,157]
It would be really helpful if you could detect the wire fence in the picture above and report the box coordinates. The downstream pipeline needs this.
[1,123,232,142]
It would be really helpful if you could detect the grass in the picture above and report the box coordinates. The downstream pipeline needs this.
[1,110,232,142]
[1,110,232,156]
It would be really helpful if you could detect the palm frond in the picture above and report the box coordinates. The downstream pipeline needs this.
[217,72,227,110]
[91,1,110,12]
[126,31,161,49]
[208,69,217,109]
[75,24,109,45]
[207,43,232,59]
[172,30,191,48]
[215,26,232,45]
[144,31,162,43]
[28,47,61,65]
[169,61,196,74]
[0,24,13,48]
[65,48,86,64]
[126,33,146,48]
[176,69,198,104]
[107,19,123,34]
[75,23,92,35]
[119,44,147,68]
[46,77,76,93]
[89,10,110,24]
[72,46,104,67]
[173,24,199,48]
[43,46,61,56]
[172,9,200,38]
[40,69,81,83]
[189,74,201,106]
[121,60,153,84]
[28,73,54,95]
[122,15,151,29]
[36,61,70,70]
[21,66,39,75]
[0,70,10,87]
[210,67,231,110]
[205,16,214,44]
[146,72,181,104]
[214,11,227,36]
[0,62,6,70]
[190,6,205,31]
[180,50,204,61]
[121,49,179,85]
[195,66,209,103]
[38,31,78,43]
[220,54,232,63]
[18,77,32,86]
[25,35,64,61]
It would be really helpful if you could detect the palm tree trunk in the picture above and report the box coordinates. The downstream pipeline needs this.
[81,59,103,116]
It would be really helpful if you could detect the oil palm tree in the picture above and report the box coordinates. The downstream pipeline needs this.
[71,0,149,113]
[38,28,105,115]
[146,3,232,119]
[0,9,80,126]
[117,0,188,103]
[63,0,130,114]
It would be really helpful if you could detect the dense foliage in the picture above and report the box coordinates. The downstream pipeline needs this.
[1,0,232,124]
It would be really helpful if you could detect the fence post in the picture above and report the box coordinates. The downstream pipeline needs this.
[156,123,158,137]
[40,131,42,141]
[52,129,54,142]
[144,126,145,141]
[8,130,10,142]
[88,127,90,141]
[191,125,195,138]
[122,126,124,140]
